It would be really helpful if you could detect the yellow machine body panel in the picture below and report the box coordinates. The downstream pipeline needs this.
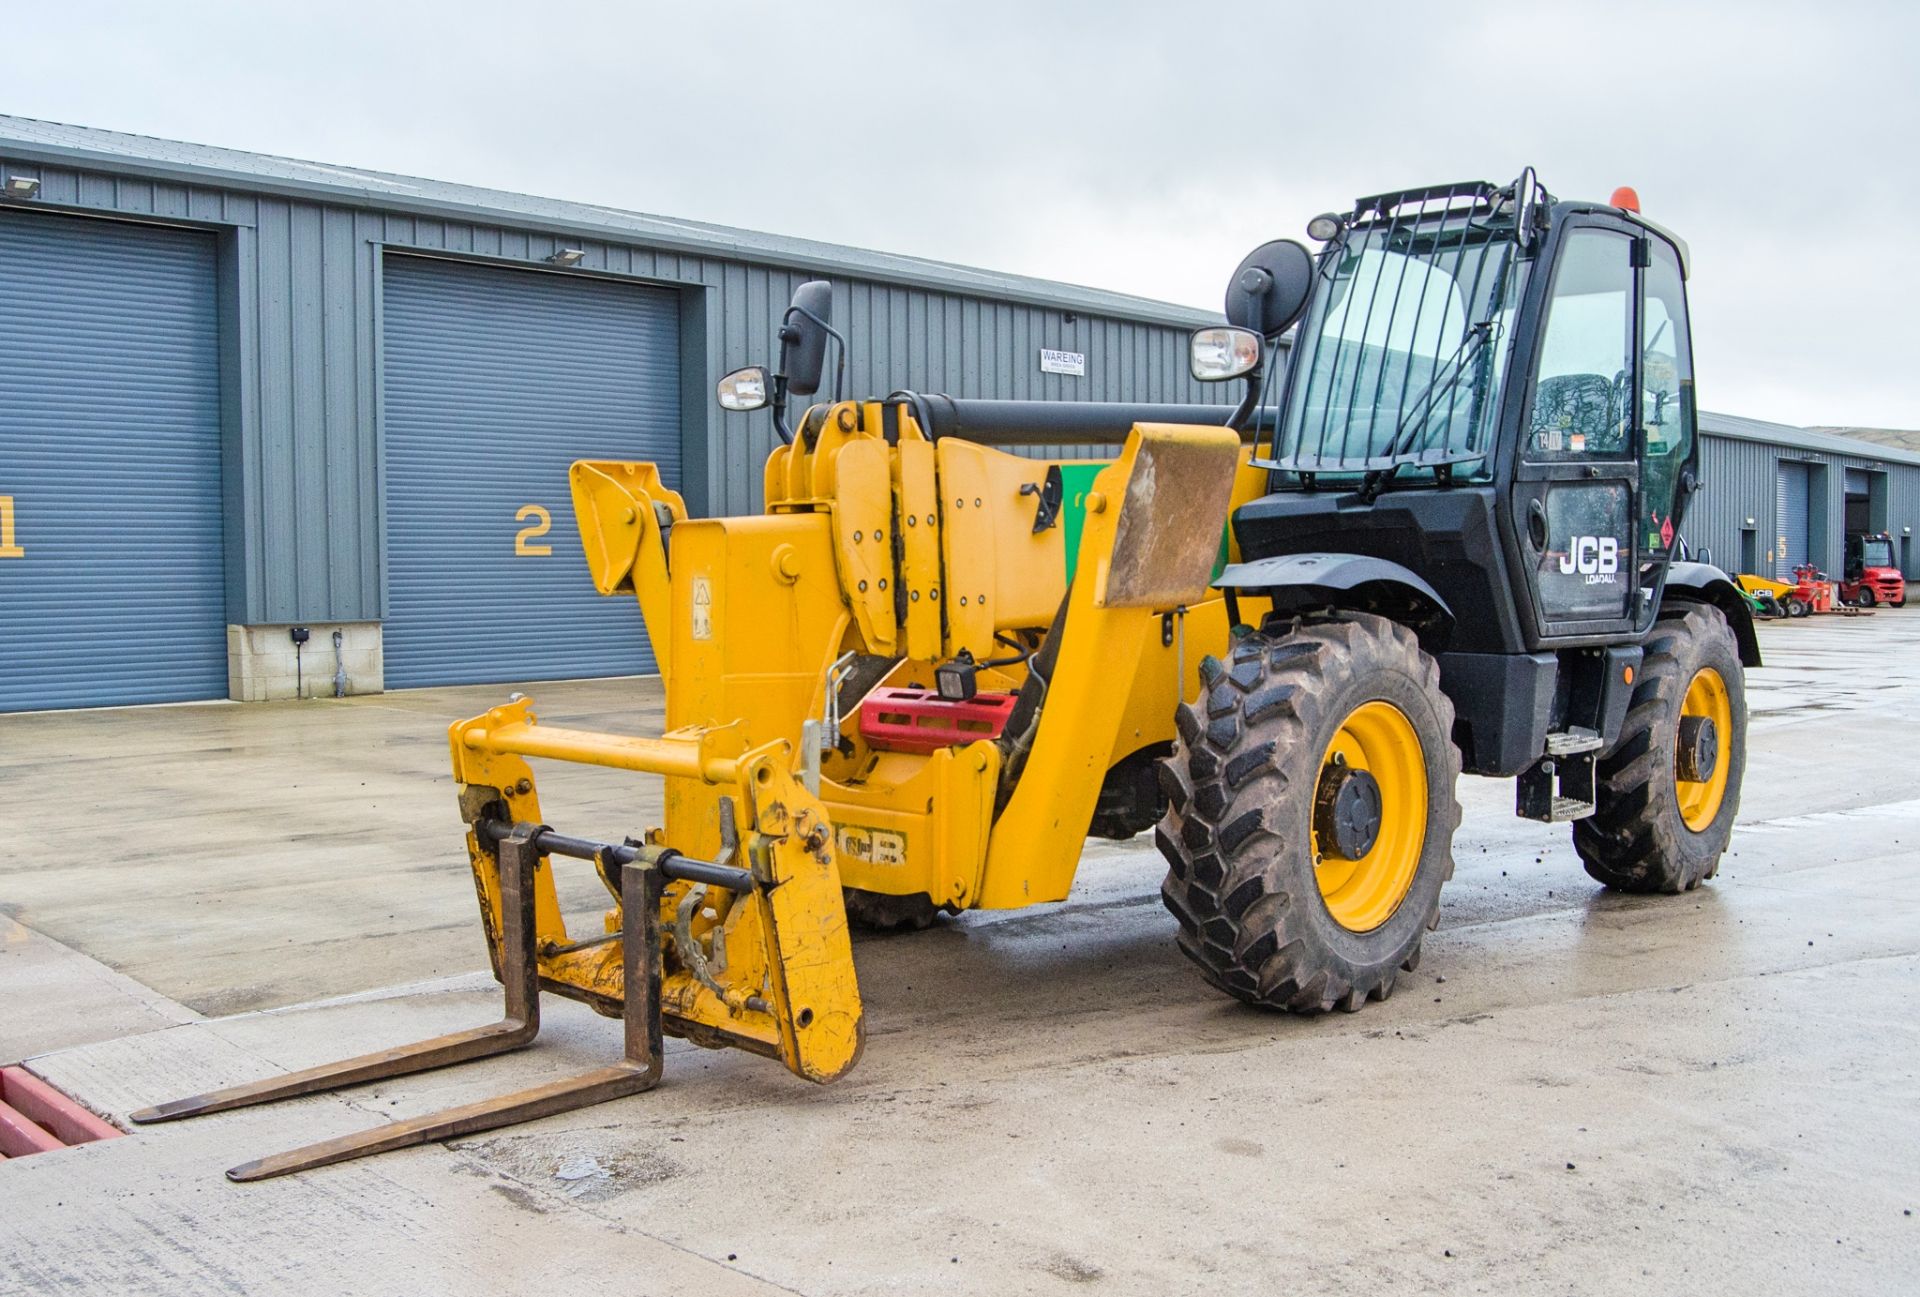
[973,423,1243,905]
[935,438,1072,659]
[447,698,862,1082]
[823,742,1001,910]
[893,438,944,661]
[662,513,847,862]
[827,437,899,655]
[569,460,688,674]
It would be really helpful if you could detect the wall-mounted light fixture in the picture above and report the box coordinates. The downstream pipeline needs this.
[1744,517,1756,527]
[546,248,585,267]
[5,174,41,199]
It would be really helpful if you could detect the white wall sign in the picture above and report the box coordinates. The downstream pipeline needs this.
[1039,348,1085,377]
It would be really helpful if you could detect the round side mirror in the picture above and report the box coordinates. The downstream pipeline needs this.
[1225,239,1315,338]
[717,366,770,412]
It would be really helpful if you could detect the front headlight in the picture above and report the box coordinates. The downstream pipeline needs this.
[1189,326,1262,382]
[716,365,770,412]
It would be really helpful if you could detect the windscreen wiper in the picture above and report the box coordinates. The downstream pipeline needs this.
[1359,319,1497,500]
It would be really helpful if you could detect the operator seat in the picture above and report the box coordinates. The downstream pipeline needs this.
[1529,373,1620,455]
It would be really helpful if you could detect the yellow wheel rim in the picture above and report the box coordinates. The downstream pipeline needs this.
[1312,701,1428,933]
[1677,666,1732,832]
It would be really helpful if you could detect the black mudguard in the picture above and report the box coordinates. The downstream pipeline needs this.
[1662,562,1762,667]
[1215,552,1454,650]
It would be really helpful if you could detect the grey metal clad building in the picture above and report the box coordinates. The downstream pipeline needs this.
[1691,413,1920,585]
[0,116,1226,710]
[5,116,1914,714]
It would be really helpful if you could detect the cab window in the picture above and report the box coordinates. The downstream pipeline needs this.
[1638,241,1694,556]
[1525,230,1634,461]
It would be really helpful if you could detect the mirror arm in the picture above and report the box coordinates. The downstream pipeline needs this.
[1227,359,1264,433]
[770,372,794,446]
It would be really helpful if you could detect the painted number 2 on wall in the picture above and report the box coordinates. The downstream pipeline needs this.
[0,496,23,558]
[514,504,553,556]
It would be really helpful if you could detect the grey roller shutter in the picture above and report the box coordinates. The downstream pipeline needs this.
[380,256,681,688]
[1844,467,1870,496]
[1775,461,1810,578]
[0,212,225,712]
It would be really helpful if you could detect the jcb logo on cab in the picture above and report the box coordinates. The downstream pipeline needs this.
[1558,536,1619,576]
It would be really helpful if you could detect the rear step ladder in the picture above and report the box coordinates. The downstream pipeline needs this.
[1517,729,1603,823]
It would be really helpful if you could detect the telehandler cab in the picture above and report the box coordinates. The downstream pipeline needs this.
[136,173,1757,1179]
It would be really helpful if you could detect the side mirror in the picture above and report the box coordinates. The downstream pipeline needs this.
[779,281,833,398]
[716,366,770,412]
[1190,327,1261,382]
[1225,239,1315,338]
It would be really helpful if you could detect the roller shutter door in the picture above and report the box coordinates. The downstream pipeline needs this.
[381,256,680,687]
[0,212,225,712]
[1775,461,1810,578]
[1844,468,1870,496]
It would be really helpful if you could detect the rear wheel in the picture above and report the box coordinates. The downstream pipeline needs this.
[1088,745,1172,840]
[1156,613,1462,1012]
[1785,597,1810,618]
[1573,604,1745,893]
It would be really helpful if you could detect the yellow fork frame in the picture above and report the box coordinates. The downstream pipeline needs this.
[131,701,862,1181]
[448,697,863,1080]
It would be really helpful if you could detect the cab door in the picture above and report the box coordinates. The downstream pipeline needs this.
[1510,219,1644,640]
[1634,236,1699,622]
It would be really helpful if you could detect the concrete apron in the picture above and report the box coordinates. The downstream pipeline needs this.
[3,613,1919,1295]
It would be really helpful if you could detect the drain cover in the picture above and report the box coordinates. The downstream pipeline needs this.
[0,1066,123,1159]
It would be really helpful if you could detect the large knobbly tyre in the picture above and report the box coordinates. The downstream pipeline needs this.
[1574,604,1746,893]
[1155,613,1463,1012]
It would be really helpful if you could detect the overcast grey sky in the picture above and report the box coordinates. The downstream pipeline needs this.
[10,1,1916,428]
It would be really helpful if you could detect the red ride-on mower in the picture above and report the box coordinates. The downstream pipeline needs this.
[1788,564,1837,617]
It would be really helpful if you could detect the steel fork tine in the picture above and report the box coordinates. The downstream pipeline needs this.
[131,824,548,1127]
[223,856,666,1182]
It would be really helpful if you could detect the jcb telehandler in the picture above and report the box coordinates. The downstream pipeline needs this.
[136,173,1758,1180]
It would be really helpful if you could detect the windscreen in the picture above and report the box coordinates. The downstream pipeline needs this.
[1273,193,1522,475]
[1861,536,1894,567]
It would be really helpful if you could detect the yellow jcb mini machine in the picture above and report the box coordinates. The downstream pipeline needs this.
[138,174,1760,1180]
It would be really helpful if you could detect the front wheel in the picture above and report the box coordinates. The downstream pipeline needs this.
[1573,604,1746,893]
[1155,613,1462,1012]
[1856,588,1878,608]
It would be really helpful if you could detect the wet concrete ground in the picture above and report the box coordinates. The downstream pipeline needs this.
[2,608,1917,1294]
